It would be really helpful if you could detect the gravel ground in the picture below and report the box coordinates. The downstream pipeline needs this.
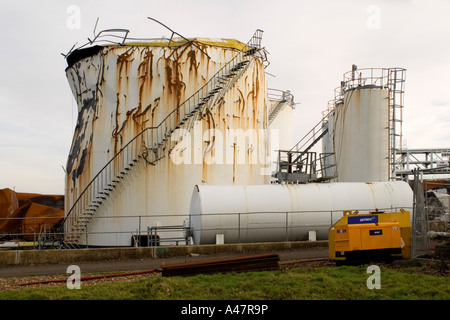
[0,247,329,292]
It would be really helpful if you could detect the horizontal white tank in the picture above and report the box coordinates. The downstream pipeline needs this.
[189,181,413,244]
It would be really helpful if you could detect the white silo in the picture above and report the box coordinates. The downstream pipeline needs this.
[334,86,390,182]
[324,66,406,183]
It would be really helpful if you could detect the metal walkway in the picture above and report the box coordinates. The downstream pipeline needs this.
[394,148,450,179]
[273,107,336,183]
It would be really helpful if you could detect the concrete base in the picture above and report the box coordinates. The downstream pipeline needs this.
[0,241,328,266]
[435,245,450,260]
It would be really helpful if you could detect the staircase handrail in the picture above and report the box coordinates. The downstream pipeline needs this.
[290,108,333,153]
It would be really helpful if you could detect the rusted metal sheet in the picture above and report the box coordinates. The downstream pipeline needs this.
[0,189,64,240]
[161,253,280,277]
[5,202,64,240]
[16,193,64,210]
[0,188,19,231]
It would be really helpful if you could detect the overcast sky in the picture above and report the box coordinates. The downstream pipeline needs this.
[0,0,449,195]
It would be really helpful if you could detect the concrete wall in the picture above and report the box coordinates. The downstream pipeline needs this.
[0,241,327,266]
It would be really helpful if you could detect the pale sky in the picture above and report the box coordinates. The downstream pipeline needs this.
[0,0,449,194]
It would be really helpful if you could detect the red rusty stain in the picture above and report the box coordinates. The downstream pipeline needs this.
[201,109,215,182]
[187,49,199,75]
[163,55,186,118]
[136,48,154,131]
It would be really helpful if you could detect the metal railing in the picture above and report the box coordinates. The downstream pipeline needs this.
[267,88,294,104]
[62,18,203,58]
[274,150,336,183]
[267,89,295,125]
[290,117,330,154]
[2,206,418,249]
[341,66,403,91]
[394,148,450,178]
[147,225,190,247]
[279,110,336,183]
[0,216,64,249]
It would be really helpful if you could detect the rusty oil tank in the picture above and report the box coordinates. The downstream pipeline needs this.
[64,31,274,246]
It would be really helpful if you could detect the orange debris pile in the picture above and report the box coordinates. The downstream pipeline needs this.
[0,188,64,240]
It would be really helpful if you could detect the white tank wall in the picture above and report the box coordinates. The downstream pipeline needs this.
[268,102,294,150]
[189,181,413,245]
[321,111,336,179]
[333,87,389,182]
[268,101,294,176]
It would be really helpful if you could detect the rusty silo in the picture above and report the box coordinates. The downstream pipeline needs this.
[62,27,291,246]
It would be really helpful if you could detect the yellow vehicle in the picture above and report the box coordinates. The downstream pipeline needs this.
[329,209,411,264]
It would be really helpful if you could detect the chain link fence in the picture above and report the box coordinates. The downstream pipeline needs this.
[2,175,448,259]
[412,171,450,260]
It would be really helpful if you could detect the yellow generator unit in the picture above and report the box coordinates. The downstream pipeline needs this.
[329,209,411,264]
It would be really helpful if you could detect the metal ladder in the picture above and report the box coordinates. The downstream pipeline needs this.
[386,68,406,180]
[61,30,265,246]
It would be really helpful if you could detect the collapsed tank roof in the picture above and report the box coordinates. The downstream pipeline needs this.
[66,37,249,69]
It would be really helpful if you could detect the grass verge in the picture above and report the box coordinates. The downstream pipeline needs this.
[0,264,448,300]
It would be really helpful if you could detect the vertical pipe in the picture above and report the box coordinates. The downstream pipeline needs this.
[238,212,241,243]
[138,215,141,246]
[288,152,292,174]
[33,217,37,249]
[412,168,418,258]
[233,143,236,183]
[330,211,333,227]
[285,212,288,242]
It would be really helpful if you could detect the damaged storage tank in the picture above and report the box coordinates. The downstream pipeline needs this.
[189,181,413,245]
[63,29,290,247]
